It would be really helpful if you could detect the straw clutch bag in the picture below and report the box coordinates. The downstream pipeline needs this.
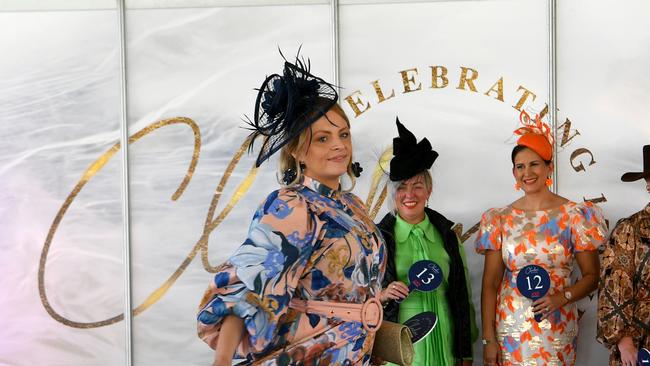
[371,320,414,366]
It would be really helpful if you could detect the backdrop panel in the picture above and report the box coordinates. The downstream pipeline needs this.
[2,1,649,365]
[0,9,126,366]
[557,2,650,363]
[122,5,332,365]
[339,0,549,361]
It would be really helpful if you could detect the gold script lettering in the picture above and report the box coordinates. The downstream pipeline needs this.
[371,79,395,103]
[345,90,371,117]
[429,66,449,89]
[570,148,596,172]
[484,77,504,102]
[451,222,481,244]
[557,118,581,147]
[38,117,258,328]
[456,66,479,92]
[512,85,536,111]
[399,68,422,93]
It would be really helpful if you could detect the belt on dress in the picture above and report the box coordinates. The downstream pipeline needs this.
[289,297,383,333]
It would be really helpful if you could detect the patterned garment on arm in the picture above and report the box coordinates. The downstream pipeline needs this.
[597,203,650,366]
[197,177,386,365]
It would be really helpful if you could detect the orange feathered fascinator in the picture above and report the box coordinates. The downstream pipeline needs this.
[513,110,554,161]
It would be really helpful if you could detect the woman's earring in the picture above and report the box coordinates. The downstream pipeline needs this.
[299,162,306,171]
[282,168,297,185]
[351,162,363,178]
[545,177,553,187]
[514,182,521,191]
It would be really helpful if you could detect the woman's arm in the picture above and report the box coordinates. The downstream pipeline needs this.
[212,315,245,366]
[532,251,599,319]
[481,249,505,366]
[568,251,600,300]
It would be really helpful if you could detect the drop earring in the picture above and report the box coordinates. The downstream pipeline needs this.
[351,162,363,177]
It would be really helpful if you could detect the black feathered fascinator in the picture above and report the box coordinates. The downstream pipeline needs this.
[246,52,338,167]
[389,117,439,181]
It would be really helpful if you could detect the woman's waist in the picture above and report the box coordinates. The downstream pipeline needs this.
[288,296,383,334]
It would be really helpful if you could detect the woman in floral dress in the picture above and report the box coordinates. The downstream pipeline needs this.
[476,111,607,366]
[197,56,386,365]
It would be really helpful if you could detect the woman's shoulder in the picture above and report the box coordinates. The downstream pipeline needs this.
[341,191,369,211]
[565,200,605,219]
[480,206,512,220]
[256,186,309,218]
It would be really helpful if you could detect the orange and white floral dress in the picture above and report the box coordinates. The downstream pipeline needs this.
[475,201,607,365]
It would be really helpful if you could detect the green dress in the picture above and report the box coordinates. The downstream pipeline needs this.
[391,214,477,366]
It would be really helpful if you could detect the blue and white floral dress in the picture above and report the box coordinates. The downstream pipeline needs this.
[198,177,386,365]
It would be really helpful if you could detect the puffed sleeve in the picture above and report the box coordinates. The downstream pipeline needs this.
[597,218,642,347]
[475,208,503,253]
[197,189,317,356]
[571,201,607,251]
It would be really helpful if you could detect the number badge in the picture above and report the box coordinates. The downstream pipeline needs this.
[516,264,550,322]
[395,260,443,304]
[408,260,443,292]
[403,312,438,344]
[639,348,650,365]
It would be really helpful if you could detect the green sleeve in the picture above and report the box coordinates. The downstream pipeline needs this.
[458,236,479,359]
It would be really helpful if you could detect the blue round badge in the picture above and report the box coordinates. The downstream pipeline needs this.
[407,260,443,292]
[639,348,650,365]
[516,264,550,300]
[516,264,551,322]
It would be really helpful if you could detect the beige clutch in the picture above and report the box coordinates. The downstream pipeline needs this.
[371,321,414,366]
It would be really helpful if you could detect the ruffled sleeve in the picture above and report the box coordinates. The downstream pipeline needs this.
[475,208,503,253]
[571,201,607,252]
[197,188,317,356]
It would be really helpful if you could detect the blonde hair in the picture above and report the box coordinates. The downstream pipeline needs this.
[278,103,356,191]
[387,170,433,213]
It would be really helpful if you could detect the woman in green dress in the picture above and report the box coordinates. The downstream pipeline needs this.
[377,118,477,365]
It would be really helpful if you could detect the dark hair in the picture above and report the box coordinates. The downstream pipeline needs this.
[511,145,552,166]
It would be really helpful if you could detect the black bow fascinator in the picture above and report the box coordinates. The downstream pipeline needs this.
[389,117,439,181]
[246,52,338,167]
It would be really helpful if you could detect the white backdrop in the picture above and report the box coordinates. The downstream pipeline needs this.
[1,1,649,365]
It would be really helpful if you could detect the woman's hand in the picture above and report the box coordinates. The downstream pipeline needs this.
[617,336,638,366]
[483,341,500,366]
[212,315,244,366]
[379,281,409,303]
[532,292,567,320]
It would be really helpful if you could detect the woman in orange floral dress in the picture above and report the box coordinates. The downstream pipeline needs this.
[475,111,607,366]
